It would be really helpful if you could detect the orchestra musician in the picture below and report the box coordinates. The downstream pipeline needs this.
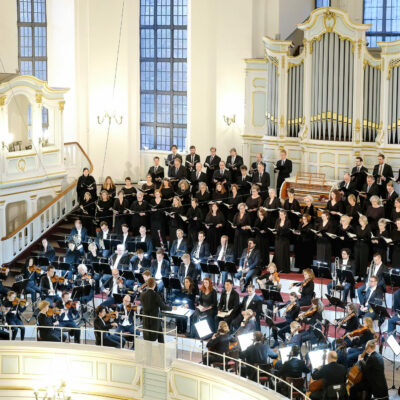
[39,238,56,264]
[216,235,235,285]
[231,284,262,331]
[190,231,210,276]
[4,291,27,340]
[298,298,324,346]
[175,276,198,334]
[117,224,133,249]
[75,264,95,304]
[289,268,315,306]
[100,269,126,307]
[257,262,280,291]
[65,241,82,279]
[131,249,151,275]
[148,156,164,189]
[116,294,135,348]
[286,321,302,347]
[277,345,310,380]
[203,321,235,366]
[22,257,42,302]
[37,300,67,342]
[150,249,171,291]
[274,149,292,195]
[234,238,260,292]
[177,253,198,284]
[93,305,125,348]
[134,225,153,259]
[359,275,384,320]
[332,303,359,339]
[55,291,80,343]
[215,279,240,328]
[68,219,88,255]
[40,265,62,304]
[95,221,112,258]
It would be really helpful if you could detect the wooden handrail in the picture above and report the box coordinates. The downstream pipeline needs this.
[1,142,93,241]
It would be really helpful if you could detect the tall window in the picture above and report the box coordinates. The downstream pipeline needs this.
[315,0,330,8]
[17,0,47,80]
[364,0,400,47]
[140,0,188,151]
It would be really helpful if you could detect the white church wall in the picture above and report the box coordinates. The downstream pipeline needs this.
[0,0,18,75]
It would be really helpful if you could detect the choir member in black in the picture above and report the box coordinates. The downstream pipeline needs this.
[186,198,203,248]
[121,177,137,203]
[39,237,56,264]
[213,160,231,187]
[204,202,225,255]
[289,268,315,306]
[95,221,111,258]
[148,156,164,188]
[354,215,372,279]
[360,175,379,209]
[250,153,264,175]
[253,208,269,265]
[215,279,240,328]
[274,149,292,195]
[234,238,260,290]
[264,187,280,228]
[195,182,211,219]
[185,145,200,176]
[232,203,252,261]
[141,174,155,202]
[93,305,125,348]
[384,180,398,218]
[101,176,116,199]
[168,196,185,242]
[226,147,243,180]
[245,185,262,225]
[22,257,41,302]
[160,178,174,205]
[391,218,400,267]
[212,181,228,202]
[366,195,385,231]
[225,184,241,225]
[327,189,345,225]
[176,179,191,206]
[236,165,252,196]
[346,194,360,227]
[351,156,368,191]
[175,276,197,333]
[309,351,347,400]
[283,188,301,228]
[303,195,317,222]
[55,291,80,343]
[4,291,26,340]
[203,321,235,365]
[37,300,66,342]
[204,147,221,187]
[130,191,148,235]
[271,292,299,347]
[349,339,388,400]
[273,209,291,273]
[294,214,315,271]
[316,211,335,263]
[113,190,129,235]
[252,162,270,199]
[190,162,207,193]
[371,219,390,264]
[339,172,356,200]
[327,248,356,303]
[189,277,218,337]
[336,215,355,255]
[77,167,97,202]
[391,197,400,221]
[166,144,182,177]
[169,157,186,189]
[96,190,114,229]
[149,191,167,248]
[372,153,393,198]
[79,191,96,236]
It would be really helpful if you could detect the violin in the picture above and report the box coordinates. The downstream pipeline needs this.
[11,298,27,307]
[28,265,41,273]
[126,304,137,312]
[296,304,317,321]
[82,273,92,281]
[342,326,368,339]
[299,278,312,293]
[65,300,78,308]
[46,307,62,317]
[0,267,9,275]
[104,312,118,321]
[282,301,296,317]
[336,312,355,328]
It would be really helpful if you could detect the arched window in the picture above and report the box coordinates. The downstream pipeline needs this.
[315,0,330,8]
[364,0,400,47]
[140,0,188,151]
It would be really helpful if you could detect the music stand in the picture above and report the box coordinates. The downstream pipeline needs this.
[135,242,148,253]
[325,294,346,339]
[311,261,331,299]
[93,262,110,276]
[11,279,29,297]
[387,334,400,389]
[134,273,145,285]
[261,287,283,306]
[263,312,276,347]
[121,270,135,282]
[38,257,49,267]
[194,319,213,340]
[171,256,181,266]
[113,293,125,304]
[71,285,92,343]
[218,261,237,282]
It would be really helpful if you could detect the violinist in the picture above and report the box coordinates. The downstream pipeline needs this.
[40,265,61,304]
[230,284,262,331]
[233,309,257,338]
[257,262,280,291]
[64,241,82,278]
[39,238,56,264]
[94,305,125,348]
[309,351,347,400]
[37,300,66,342]
[203,321,235,366]
[116,294,135,348]
[55,291,80,343]
[349,339,388,400]
[289,268,315,306]
[4,291,27,340]
[75,264,95,304]
[22,257,41,302]
[298,298,324,346]
[271,292,300,348]
[100,269,126,308]
[287,321,302,347]
[333,303,359,337]
[234,238,260,292]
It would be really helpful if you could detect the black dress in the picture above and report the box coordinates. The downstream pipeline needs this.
[246,196,262,225]
[77,174,97,202]
[254,216,269,265]
[204,212,225,255]
[233,212,251,261]
[168,206,185,242]
[366,206,385,231]
[195,191,211,219]
[264,197,280,228]
[101,186,116,199]
[326,200,345,224]
[79,197,96,236]
[161,187,175,205]
[354,225,372,277]
[372,229,389,264]
[335,224,355,255]
[274,218,291,273]
[37,313,62,342]
[122,186,137,204]
[186,206,203,248]
[283,199,301,229]
[346,203,361,227]
[316,219,335,263]
[113,198,129,234]
[303,204,317,223]
[391,229,400,267]
[96,198,114,228]
[130,200,149,234]
[295,222,315,271]
[190,289,218,336]
[141,183,155,203]
[150,199,167,248]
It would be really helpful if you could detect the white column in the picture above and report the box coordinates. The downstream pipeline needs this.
[27,194,38,218]
[31,94,43,150]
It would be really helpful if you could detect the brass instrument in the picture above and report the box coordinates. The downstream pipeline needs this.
[332,257,340,298]
[366,260,374,285]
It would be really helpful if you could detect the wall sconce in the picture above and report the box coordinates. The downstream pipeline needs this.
[223,114,236,126]
[97,111,123,125]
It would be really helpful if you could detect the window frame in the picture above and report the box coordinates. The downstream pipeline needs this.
[315,0,330,8]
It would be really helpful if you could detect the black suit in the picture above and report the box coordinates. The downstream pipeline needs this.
[139,289,172,342]
[361,182,379,209]
[131,256,151,273]
[169,165,187,186]
[217,289,240,324]
[252,171,270,196]
[204,333,235,364]
[93,316,125,347]
[339,180,357,200]
[167,153,182,176]
[213,168,231,185]
[373,163,394,197]
[278,357,310,379]
[226,155,243,179]
[242,342,278,379]
[177,262,198,283]
[109,254,131,269]
[190,170,207,192]
[310,361,347,400]
[384,190,398,218]
[191,241,210,263]
[231,294,263,330]
[150,259,171,279]
[236,174,252,195]
[185,153,201,174]
[205,154,221,186]
[275,159,292,194]
[251,161,265,175]
[148,165,164,188]
[351,165,368,191]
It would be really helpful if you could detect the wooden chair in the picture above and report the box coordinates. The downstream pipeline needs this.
[286,376,306,400]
